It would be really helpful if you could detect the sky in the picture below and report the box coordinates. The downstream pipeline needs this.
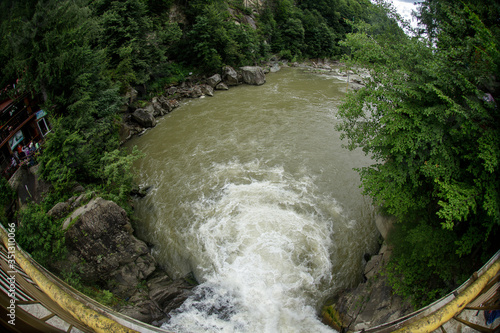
[390,0,419,27]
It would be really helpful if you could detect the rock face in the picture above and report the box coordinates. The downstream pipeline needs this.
[375,214,395,240]
[63,197,156,298]
[328,244,413,332]
[46,195,196,326]
[117,273,195,326]
[8,165,52,207]
[240,66,266,85]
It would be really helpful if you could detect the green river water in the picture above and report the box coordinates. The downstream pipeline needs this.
[126,67,379,333]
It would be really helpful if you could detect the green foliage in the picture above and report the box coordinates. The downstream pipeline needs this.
[182,2,263,72]
[16,203,66,266]
[0,177,15,226]
[91,0,153,86]
[0,177,15,208]
[99,146,143,206]
[337,0,500,305]
[146,62,192,97]
[61,268,125,307]
[384,220,469,308]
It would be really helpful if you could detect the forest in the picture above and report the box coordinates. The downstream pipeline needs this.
[1,0,499,311]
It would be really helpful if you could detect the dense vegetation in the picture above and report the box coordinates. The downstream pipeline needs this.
[337,0,500,307]
[0,0,381,294]
[1,0,497,311]
[0,0,379,199]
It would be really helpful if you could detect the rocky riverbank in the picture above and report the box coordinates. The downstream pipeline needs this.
[322,215,413,332]
[118,59,366,145]
[8,165,196,326]
[8,60,378,328]
[119,64,268,144]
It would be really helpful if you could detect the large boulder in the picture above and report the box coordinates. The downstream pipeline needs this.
[118,291,163,324]
[62,198,157,298]
[8,165,52,207]
[240,66,266,85]
[206,74,222,88]
[222,66,239,86]
[152,97,168,116]
[131,108,156,128]
[375,214,395,240]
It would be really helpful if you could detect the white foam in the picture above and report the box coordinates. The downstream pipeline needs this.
[162,161,338,332]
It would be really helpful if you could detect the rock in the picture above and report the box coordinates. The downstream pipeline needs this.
[364,254,383,279]
[47,202,70,219]
[200,84,214,97]
[111,255,156,297]
[119,299,162,324]
[131,108,156,128]
[47,192,91,220]
[119,118,144,143]
[166,86,178,96]
[71,184,85,193]
[270,63,281,73]
[124,87,138,106]
[62,198,157,298]
[69,193,89,209]
[242,15,257,29]
[222,66,239,86]
[216,82,229,90]
[130,185,152,198]
[240,66,266,85]
[148,275,195,314]
[331,244,412,331]
[8,165,52,207]
[152,97,168,116]
[375,214,395,240]
[190,85,203,98]
[206,74,222,88]
[118,289,163,324]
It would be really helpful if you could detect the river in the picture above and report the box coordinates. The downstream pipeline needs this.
[126,67,379,333]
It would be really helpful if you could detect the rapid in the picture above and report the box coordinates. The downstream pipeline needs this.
[126,67,379,332]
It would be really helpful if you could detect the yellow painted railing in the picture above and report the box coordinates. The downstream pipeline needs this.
[393,259,500,333]
[0,223,140,333]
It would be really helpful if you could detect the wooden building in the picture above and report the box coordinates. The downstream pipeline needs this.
[0,89,51,179]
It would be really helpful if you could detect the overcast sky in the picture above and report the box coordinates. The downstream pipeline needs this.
[390,0,419,26]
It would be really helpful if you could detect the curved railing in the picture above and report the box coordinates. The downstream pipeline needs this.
[0,222,171,333]
[350,249,500,333]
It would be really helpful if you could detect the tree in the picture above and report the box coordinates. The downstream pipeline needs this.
[182,2,262,72]
[1,0,124,191]
[337,0,499,306]
[91,0,155,87]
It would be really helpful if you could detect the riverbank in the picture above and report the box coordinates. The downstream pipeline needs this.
[7,61,380,329]
[322,214,414,331]
[121,62,384,331]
